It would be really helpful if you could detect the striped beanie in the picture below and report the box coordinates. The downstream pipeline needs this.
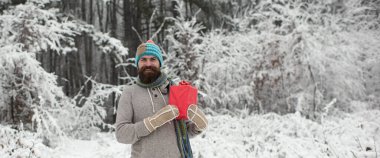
[135,40,163,67]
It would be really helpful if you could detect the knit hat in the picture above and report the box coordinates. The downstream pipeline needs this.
[135,40,163,67]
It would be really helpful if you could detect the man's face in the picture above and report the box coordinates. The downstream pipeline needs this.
[138,55,161,84]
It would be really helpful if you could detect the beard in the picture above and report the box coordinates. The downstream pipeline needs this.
[138,66,161,84]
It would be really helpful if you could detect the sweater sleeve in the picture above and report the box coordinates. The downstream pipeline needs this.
[115,86,151,144]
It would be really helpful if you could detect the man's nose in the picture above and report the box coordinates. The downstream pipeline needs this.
[145,60,153,66]
[147,60,153,66]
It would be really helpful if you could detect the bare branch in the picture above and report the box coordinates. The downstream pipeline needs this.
[354,137,364,151]
[148,8,157,38]
[132,26,144,43]
[150,18,167,41]
[351,151,358,158]
[374,137,378,158]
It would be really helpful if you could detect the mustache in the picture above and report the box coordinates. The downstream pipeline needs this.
[140,66,159,72]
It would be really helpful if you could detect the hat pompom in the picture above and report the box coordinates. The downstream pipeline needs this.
[147,40,155,44]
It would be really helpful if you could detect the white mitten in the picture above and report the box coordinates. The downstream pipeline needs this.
[144,105,179,132]
[187,104,208,131]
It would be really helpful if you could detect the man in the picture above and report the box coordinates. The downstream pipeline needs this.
[115,40,208,158]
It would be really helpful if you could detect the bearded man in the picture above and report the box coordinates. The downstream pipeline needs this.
[115,40,208,158]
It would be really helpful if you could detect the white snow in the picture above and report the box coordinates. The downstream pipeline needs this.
[2,109,379,158]
[52,133,127,158]
[1,1,380,158]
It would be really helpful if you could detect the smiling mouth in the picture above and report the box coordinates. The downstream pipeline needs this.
[144,69,153,72]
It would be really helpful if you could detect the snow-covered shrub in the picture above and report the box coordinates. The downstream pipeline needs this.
[344,0,380,31]
[196,0,380,118]
[0,124,53,158]
[0,44,73,145]
[191,109,380,158]
[198,31,258,112]
[70,78,124,139]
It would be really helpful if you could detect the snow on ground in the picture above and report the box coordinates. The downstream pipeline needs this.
[1,109,379,158]
[52,133,127,158]
[191,110,380,158]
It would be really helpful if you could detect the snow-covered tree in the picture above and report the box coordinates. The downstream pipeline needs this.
[197,0,380,118]
[0,1,130,143]
[0,3,79,140]
[163,0,206,87]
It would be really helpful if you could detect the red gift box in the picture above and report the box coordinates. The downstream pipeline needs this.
[169,80,198,120]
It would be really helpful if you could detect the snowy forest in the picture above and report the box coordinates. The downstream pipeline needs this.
[0,0,380,157]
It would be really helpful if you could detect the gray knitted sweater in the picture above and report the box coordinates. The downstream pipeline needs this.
[115,80,201,158]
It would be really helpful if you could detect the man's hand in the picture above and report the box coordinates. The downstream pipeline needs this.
[187,104,208,131]
[144,105,179,133]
